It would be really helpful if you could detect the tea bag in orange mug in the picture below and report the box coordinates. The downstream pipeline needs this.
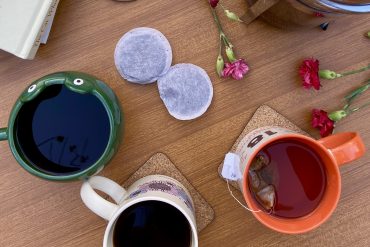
[248,155,276,211]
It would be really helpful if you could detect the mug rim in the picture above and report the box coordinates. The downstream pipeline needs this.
[7,75,119,181]
[241,132,341,234]
[103,195,198,247]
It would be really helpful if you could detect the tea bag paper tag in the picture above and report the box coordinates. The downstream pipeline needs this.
[222,153,242,181]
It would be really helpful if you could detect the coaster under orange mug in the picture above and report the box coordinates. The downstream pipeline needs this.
[219,106,366,234]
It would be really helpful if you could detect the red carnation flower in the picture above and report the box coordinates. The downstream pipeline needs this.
[312,109,335,137]
[222,59,249,80]
[299,58,321,90]
[209,0,219,8]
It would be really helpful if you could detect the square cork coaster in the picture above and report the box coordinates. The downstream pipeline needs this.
[123,153,214,232]
[218,105,310,190]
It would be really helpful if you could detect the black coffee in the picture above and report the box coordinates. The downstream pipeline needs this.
[14,84,110,175]
[113,201,192,247]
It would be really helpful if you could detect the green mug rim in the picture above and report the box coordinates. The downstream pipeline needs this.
[4,72,122,181]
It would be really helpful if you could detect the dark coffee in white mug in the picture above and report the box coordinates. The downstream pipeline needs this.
[113,200,191,247]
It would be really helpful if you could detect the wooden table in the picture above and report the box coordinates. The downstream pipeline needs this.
[1,0,370,246]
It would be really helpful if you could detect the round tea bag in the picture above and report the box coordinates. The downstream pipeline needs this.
[157,64,213,120]
[114,27,172,84]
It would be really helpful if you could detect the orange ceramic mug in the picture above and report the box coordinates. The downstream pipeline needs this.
[229,126,365,234]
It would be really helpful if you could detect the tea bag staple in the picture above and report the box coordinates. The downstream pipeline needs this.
[157,64,213,120]
[115,27,214,120]
[114,27,172,84]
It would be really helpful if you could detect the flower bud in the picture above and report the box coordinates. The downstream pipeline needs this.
[216,55,225,77]
[224,10,242,22]
[328,110,347,122]
[367,31,370,39]
[319,70,340,80]
[225,46,236,62]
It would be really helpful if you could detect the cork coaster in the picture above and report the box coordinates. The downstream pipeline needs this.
[123,153,214,232]
[218,105,310,190]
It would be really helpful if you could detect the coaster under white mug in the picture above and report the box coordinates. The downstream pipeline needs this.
[218,105,310,190]
[122,153,214,232]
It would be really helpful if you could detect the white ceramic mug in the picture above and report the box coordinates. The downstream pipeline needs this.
[80,175,198,247]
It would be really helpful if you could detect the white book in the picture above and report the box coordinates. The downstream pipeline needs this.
[40,0,60,44]
[0,0,59,59]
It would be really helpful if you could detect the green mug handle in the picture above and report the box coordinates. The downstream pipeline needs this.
[0,127,8,141]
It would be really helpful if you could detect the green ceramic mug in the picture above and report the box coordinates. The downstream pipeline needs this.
[0,71,123,181]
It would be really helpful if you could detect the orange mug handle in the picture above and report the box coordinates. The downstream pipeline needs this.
[318,132,365,166]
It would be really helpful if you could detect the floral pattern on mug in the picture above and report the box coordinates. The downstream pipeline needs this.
[128,180,194,212]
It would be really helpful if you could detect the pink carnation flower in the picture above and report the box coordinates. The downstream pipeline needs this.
[222,59,249,80]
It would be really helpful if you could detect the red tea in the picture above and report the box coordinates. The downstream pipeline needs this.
[249,139,327,218]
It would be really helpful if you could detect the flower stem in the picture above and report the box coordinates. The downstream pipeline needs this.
[350,101,370,113]
[344,79,370,106]
[218,34,222,55]
[339,64,370,77]
[211,8,233,48]
[222,35,231,47]
[211,8,224,35]
[342,78,370,114]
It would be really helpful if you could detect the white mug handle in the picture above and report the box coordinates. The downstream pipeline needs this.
[80,176,127,221]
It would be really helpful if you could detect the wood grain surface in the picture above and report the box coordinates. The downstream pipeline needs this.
[1,0,370,246]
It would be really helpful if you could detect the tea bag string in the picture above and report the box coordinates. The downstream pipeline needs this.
[226,179,262,213]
